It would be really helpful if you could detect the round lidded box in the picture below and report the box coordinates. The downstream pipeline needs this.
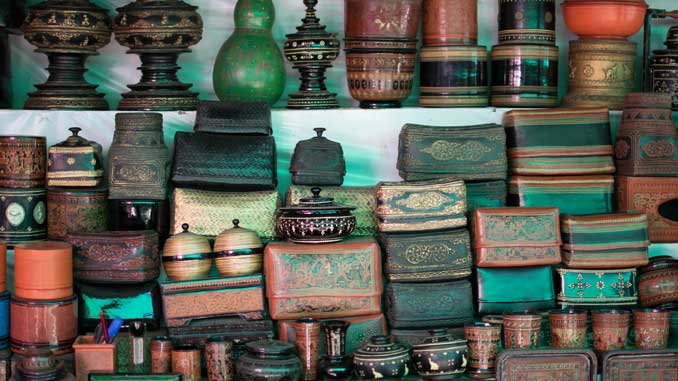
[276,187,356,244]
[162,223,212,282]
[14,242,72,301]
[213,219,263,278]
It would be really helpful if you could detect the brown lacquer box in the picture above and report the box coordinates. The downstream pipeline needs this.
[47,187,108,240]
[617,176,678,242]
[497,349,597,381]
[67,230,159,284]
[0,135,46,188]
[160,275,266,328]
[472,207,561,267]
[264,237,382,320]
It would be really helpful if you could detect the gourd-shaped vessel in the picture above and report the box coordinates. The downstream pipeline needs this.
[213,0,286,104]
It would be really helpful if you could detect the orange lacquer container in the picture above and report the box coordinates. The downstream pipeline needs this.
[14,241,73,300]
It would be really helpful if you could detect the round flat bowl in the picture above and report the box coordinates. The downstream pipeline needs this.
[562,0,647,40]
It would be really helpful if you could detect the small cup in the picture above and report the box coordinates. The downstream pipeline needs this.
[592,309,630,353]
[172,345,201,381]
[549,309,587,349]
[502,311,542,349]
[293,318,321,381]
[151,336,173,374]
[464,322,501,379]
[633,308,670,349]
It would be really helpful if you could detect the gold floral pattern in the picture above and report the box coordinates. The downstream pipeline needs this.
[421,140,492,162]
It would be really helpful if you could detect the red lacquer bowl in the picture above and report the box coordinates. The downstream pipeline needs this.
[562,0,648,40]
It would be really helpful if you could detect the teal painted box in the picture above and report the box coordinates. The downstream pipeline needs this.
[375,178,467,233]
[466,180,507,211]
[556,268,637,308]
[397,123,507,181]
[477,266,556,314]
[561,212,649,269]
[508,175,614,215]
[381,228,472,282]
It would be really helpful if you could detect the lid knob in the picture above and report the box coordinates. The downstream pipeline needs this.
[314,127,326,137]
[370,335,389,345]
[69,127,82,136]
[311,187,322,198]
[130,320,145,337]
[232,219,240,228]
[181,223,189,232]
[429,328,448,336]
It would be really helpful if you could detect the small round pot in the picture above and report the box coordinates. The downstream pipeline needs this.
[502,311,542,350]
[162,223,213,281]
[353,336,410,379]
[633,309,670,349]
[276,187,356,243]
[236,340,302,381]
[464,322,501,379]
[591,309,630,353]
[345,48,417,109]
[413,329,467,380]
[561,0,648,40]
[213,219,263,277]
[549,309,587,349]
[638,257,678,309]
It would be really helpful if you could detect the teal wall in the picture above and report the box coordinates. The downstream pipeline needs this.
[7,0,678,109]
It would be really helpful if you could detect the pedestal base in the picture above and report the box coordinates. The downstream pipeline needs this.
[24,52,108,110]
[119,50,199,111]
[118,91,199,111]
[287,90,339,109]
[359,100,402,109]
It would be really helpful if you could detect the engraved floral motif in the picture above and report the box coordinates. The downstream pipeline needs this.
[482,214,556,242]
[404,243,453,264]
[278,252,374,291]
[421,140,493,162]
[615,139,631,159]
[117,164,158,182]
[642,140,676,158]
[394,192,452,210]
[5,203,25,227]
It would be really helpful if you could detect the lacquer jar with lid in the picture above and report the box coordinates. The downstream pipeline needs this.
[14,241,72,300]
[162,223,212,281]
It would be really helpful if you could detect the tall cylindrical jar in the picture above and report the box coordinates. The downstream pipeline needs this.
[293,318,320,381]
[151,336,172,374]
[344,0,423,109]
[423,0,477,46]
[205,337,234,381]
[107,113,169,201]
